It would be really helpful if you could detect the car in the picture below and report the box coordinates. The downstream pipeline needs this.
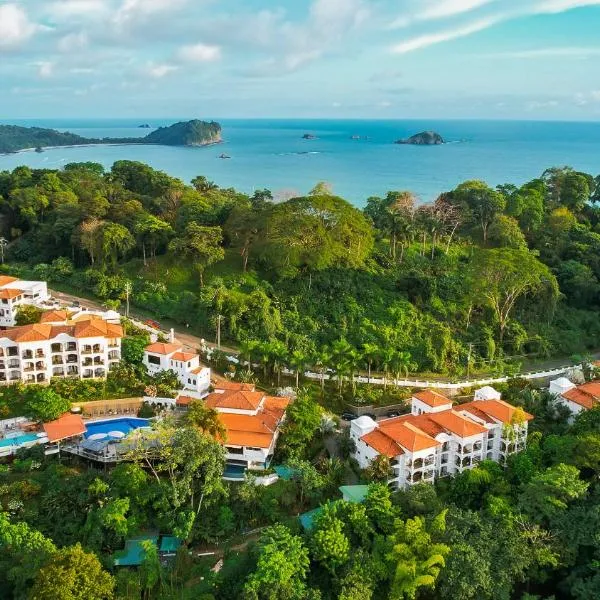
[71,300,80,308]
[144,319,162,330]
[341,412,358,421]
[363,413,378,421]
[386,410,401,418]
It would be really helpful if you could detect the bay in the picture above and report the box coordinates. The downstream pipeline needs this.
[1,118,599,206]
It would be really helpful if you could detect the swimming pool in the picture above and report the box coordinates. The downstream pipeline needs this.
[84,418,150,439]
[0,433,41,448]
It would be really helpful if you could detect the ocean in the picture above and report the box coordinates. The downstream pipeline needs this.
[1,118,599,206]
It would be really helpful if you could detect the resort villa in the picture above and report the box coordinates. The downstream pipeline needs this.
[0,310,123,385]
[550,377,600,419]
[0,275,50,327]
[351,387,531,490]
[179,381,290,477]
[143,335,211,397]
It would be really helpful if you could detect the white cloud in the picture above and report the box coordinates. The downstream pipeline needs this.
[58,32,88,52]
[145,62,179,78]
[49,0,107,19]
[526,99,559,110]
[417,0,497,21]
[178,43,221,63]
[33,61,55,78]
[0,4,38,49]
[391,17,500,53]
[114,0,189,27]
[489,46,600,58]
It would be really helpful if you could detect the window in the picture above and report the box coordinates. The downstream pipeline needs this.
[147,355,161,365]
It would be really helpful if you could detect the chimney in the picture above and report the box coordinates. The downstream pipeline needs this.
[169,328,175,343]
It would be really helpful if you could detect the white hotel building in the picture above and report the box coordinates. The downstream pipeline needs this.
[143,340,211,396]
[0,310,123,385]
[0,276,50,327]
[351,387,532,489]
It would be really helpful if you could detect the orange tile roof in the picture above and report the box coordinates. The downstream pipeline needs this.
[216,381,256,392]
[0,288,22,299]
[3,323,54,342]
[191,366,207,374]
[0,276,19,287]
[145,342,181,355]
[401,414,446,437]
[205,390,264,411]
[74,319,123,339]
[562,382,600,410]
[462,399,533,424]
[427,410,488,438]
[218,413,275,448]
[40,310,69,323]
[457,403,496,424]
[43,413,85,442]
[170,352,197,362]
[176,395,194,406]
[361,429,403,458]
[379,419,440,452]
[413,390,452,408]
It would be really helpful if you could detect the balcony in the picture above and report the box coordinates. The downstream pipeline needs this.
[35,361,46,370]
[82,358,93,367]
[0,349,4,358]
[51,343,63,353]
[52,367,65,377]
[0,362,4,370]
[22,351,33,360]
[93,357,104,365]
[7,347,18,357]
[36,373,46,383]
[66,355,78,364]
[9,371,20,380]
[8,360,19,369]
[66,343,77,352]
[52,357,63,365]
[108,351,120,361]
[108,341,119,348]
[23,364,35,373]
[35,350,45,358]
[66,366,79,376]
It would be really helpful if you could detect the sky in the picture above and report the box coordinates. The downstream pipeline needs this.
[1,0,600,120]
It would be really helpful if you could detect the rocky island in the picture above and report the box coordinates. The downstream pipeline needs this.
[0,119,222,153]
[395,131,445,145]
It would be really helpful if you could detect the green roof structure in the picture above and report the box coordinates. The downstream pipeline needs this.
[339,485,370,504]
[274,465,298,480]
[298,507,323,531]
[159,536,182,554]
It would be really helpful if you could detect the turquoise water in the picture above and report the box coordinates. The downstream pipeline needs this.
[1,119,599,205]
[0,432,39,448]
[84,417,149,438]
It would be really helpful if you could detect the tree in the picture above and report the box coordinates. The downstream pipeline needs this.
[289,349,310,388]
[99,222,135,270]
[519,463,589,525]
[169,223,224,286]
[453,180,506,244]
[191,175,218,193]
[387,512,450,600]
[15,305,43,326]
[25,387,70,422]
[224,205,264,272]
[469,248,559,344]
[280,391,322,458]
[244,525,310,600]
[487,215,527,249]
[366,454,393,483]
[311,516,350,574]
[185,399,227,440]
[28,543,115,600]
[362,343,380,383]
[76,217,103,265]
[288,457,327,506]
[122,334,150,367]
[0,513,56,600]
[133,213,172,265]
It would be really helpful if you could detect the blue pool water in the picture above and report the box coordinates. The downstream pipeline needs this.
[0,433,40,448]
[84,418,149,439]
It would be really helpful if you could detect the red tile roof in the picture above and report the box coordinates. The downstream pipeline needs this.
[170,351,198,362]
[428,410,488,438]
[40,310,70,323]
[379,419,440,452]
[218,413,276,449]
[175,395,195,406]
[361,429,403,458]
[0,289,22,300]
[205,390,264,411]
[0,276,19,287]
[0,319,123,343]
[145,342,181,355]
[413,390,452,408]
[43,413,85,442]
[562,382,600,410]
[460,399,533,424]
[73,319,123,339]
[216,381,256,392]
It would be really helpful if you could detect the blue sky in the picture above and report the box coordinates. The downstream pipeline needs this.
[2,0,600,119]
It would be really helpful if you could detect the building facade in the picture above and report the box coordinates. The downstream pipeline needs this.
[351,388,531,489]
[0,316,122,385]
[193,382,290,474]
[143,340,211,396]
[0,276,50,327]
[550,377,600,419]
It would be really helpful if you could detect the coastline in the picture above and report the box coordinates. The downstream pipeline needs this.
[1,138,223,156]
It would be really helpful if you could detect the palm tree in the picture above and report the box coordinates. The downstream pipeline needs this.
[330,338,357,392]
[390,351,417,383]
[185,399,226,441]
[289,349,310,388]
[380,348,396,391]
[362,343,380,384]
[238,339,258,371]
[313,348,331,394]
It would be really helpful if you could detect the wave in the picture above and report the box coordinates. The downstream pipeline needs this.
[277,150,322,156]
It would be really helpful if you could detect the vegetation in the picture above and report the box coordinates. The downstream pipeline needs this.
[0,120,221,153]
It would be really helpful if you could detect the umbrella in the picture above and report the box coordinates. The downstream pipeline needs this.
[108,430,125,439]
[88,433,108,441]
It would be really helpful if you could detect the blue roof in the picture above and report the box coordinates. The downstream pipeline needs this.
[274,465,298,480]
[299,507,323,531]
[339,485,370,504]
[114,535,159,566]
[159,536,181,553]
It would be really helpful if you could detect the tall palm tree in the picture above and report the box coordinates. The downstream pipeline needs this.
[330,338,356,392]
[185,399,226,441]
[380,347,396,391]
[289,349,310,388]
[269,340,288,386]
[390,351,417,383]
[313,348,331,394]
[238,339,258,370]
[362,343,380,384]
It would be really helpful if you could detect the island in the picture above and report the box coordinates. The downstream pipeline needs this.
[0,119,222,153]
[302,133,318,140]
[395,131,445,145]
[138,124,151,128]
